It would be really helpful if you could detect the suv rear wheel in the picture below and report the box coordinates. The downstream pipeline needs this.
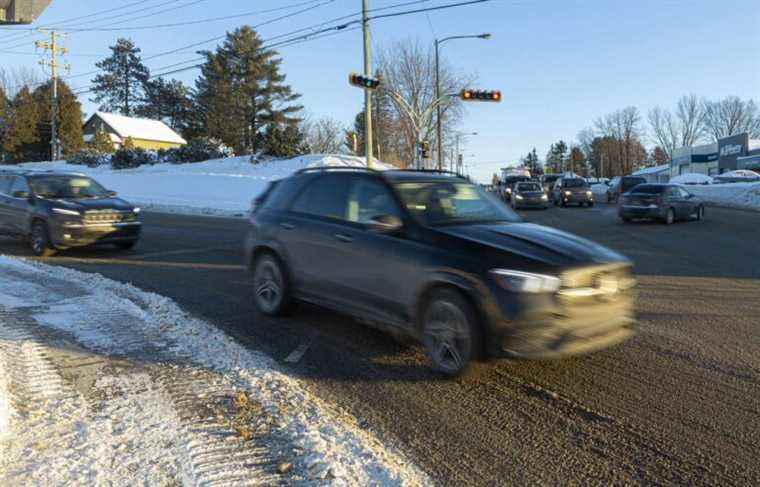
[421,288,481,376]
[252,253,290,316]
[30,221,56,257]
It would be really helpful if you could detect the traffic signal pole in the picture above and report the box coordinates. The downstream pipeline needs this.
[362,0,373,168]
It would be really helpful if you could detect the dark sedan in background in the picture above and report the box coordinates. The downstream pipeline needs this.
[511,181,549,209]
[619,183,705,224]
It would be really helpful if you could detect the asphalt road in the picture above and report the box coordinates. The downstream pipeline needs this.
[2,203,759,486]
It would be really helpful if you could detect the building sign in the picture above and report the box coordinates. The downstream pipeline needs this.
[717,133,749,172]
[692,153,718,163]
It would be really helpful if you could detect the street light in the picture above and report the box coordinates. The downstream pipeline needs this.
[435,33,491,170]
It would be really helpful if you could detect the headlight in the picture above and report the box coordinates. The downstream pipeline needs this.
[52,208,81,216]
[541,194,548,200]
[506,187,512,193]
[515,194,524,200]
[133,207,141,214]
[564,191,572,196]
[490,269,561,293]
[586,191,593,197]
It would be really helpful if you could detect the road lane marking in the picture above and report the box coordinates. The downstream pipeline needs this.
[28,256,244,271]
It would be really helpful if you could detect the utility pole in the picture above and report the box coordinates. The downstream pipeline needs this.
[36,29,68,161]
[362,0,373,168]
[434,39,442,170]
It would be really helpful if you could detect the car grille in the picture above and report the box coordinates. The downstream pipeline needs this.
[83,210,134,224]
[560,264,636,294]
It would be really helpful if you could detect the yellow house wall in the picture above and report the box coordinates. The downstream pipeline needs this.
[129,139,184,150]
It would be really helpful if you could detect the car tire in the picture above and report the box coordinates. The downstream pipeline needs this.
[665,208,675,225]
[30,221,56,257]
[116,241,137,250]
[588,202,594,208]
[252,253,291,316]
[421,288,482,377]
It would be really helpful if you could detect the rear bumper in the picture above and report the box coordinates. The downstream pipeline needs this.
[619,206,665,219]
[50,222,142,248]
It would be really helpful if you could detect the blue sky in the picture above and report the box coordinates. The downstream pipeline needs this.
[2,0,758,182]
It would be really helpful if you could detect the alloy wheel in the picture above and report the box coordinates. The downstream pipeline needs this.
[423,300,472,375]
[253,257,283,314]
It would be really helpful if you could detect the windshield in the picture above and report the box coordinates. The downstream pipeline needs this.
[630,185,665,194]
[544,175,560,183]
[394,181,521,226]
[516,182,542,192]
[30,176,110,199]
[563,178,588,188]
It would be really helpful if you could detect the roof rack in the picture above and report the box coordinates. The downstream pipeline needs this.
[294,166,380,175]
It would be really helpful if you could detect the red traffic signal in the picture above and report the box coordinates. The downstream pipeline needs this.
[349,73,381,90]
[460,89,502,102]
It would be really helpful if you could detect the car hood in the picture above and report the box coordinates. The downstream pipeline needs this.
[44,197,135,212]
[438,222,628,267]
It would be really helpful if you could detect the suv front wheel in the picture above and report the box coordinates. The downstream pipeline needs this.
[421,288,481,376]
[30,221,56,257]
[252,253,290,316]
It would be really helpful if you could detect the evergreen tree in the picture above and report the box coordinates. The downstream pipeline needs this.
[138,78,194,133]
[32,80,84,158]
[545,140,568,173]
[195,26,302,154]
[91,38,150,116]
[122,137,136,150]
[262,123,309,158]
[0,86,8,161]
[2,87,40,163]
[90,129,116,154]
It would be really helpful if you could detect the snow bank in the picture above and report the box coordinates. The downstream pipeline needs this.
[0,255,429,485]
[684,182,760,211]
[3,154,391,217]
[670,173,714,185]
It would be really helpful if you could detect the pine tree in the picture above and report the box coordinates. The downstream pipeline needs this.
[122,137,135,150]
[195,26,302,154]
[32,80,84,158]
[0,86,8,161]
[2,87,40,163]
[262,123,309,158]
[91,38,150,116]
[138,78,194,133]
[90,129,116,154]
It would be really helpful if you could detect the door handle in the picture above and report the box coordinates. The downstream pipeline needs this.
[334,233,354,243]
[280,222,295,230]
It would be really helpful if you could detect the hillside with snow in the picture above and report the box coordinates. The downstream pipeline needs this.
[4,155,390,217]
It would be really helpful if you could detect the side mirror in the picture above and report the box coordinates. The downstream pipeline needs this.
[367,214,403,234]
[106,190,118,197]
[12,190,29,199]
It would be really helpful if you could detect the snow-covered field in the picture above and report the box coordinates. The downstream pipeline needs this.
[3,154,390,217]
[0,256,428,486]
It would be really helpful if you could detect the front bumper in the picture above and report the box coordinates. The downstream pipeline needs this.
[482,271,636,359]
[50,221,142,248]
[514,198,549,209]
[561,193,594,204]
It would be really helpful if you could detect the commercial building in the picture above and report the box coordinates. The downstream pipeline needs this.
[670,132,760,177]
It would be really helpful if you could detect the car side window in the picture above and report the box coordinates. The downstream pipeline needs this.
[9,176,30,197]
[346,176,401,224]
[678,188,691,198]
[0,175,12,195]
[290,174,351,221]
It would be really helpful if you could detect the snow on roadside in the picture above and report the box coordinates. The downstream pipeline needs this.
[683,182,760,212]
[0,255,429,486]
[2,154,392,217]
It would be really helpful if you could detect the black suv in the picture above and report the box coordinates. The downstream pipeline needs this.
[0,170,142,256]
[245,168,636,375]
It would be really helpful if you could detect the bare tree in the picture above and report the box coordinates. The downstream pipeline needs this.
[302,116,346,154]
[675,94,707,146]
[0,67,43,98]
[648,106,679,159]
[376,38,474,166]
[703,96,760,140]
[595,106,645,174]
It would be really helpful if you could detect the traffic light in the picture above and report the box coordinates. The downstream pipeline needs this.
[349,73,381,90]
[420,141,431,159]
[460,89,502,102]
